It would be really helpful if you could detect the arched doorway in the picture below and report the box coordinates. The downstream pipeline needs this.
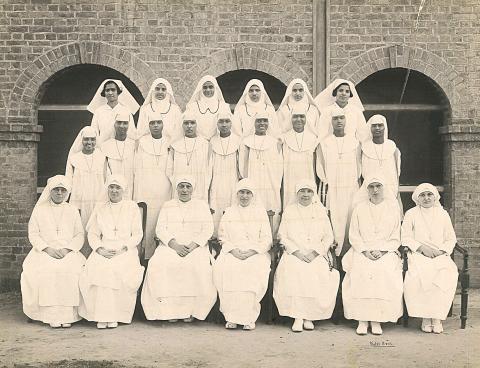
[217,69,287,110]
[37,64,144,188]
[356,68,450,210]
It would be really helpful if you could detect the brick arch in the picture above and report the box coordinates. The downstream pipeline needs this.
[176,46,310,107]
[7,41,155,124]
[333,45,469,119]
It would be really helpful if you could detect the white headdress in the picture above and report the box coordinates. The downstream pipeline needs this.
[279,78,320,113]
[412,183,441,208]
[314,78,364,111]
[36,175,72,210]
[87,79,140,115]
[187,75,226,113]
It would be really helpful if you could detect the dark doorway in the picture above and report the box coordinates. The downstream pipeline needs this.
[37,64,144,188]
[356,68,450,210]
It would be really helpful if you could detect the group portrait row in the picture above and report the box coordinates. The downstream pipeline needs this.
[21,75,458,336]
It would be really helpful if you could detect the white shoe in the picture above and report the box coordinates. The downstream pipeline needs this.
[243,323,255,330]
[292,319,303,332]
[303,320,314,331]
[107,322,118,328]
[97,322,107,329]
[356,321,368,335]
[371,321,383,335]
[168,319,178,323]
[183,317,195,323]
[421,318,433,333]
[432,319,443,334]
[225,322,237,329]
[61,323,71,328]
[49,323,61,328]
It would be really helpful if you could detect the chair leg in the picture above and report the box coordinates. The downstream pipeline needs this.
[460,270,469,329]
[402,297,409,327]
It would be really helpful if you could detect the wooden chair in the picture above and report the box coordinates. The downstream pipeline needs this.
[137,201,147,264]
[401,244,469,329]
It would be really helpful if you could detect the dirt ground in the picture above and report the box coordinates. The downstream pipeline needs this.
[0,291,478,368]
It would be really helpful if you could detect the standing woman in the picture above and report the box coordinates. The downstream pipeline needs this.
[184,75,231,140]
[79,175,144,329]
[209,107,242,236]
[343,175,403,335]
[361,114,402,214]
[233,79,281,138]
[274,180,339,332]
[315,79,366,142]
[137,78,183,143]
[134,117,172,261]
[21,175,85,328]
[277,78,321,135]
[88,79,139,145]
[65,126,106,236]
[213,178,272,330]
[402,183,458,334]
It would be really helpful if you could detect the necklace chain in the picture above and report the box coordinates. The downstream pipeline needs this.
[49,202,65,236]
[183,137,197,166]
[109,202,123,237]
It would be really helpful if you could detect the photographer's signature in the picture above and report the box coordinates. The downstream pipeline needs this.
[369,340,395,348]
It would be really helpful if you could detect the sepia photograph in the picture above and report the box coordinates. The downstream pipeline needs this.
[0,0,477,367]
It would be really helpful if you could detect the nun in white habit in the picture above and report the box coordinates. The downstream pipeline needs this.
[315,79,367,142]
[213,178,272,330]
[184,75,231,140]
[403,183,458,334]
[274,180,339,332]
[239,111,283,234]
[137,78,183,142]
[342,175,403,335]
[102,111,136,199]
[361,114,403,215]
[65,126,106,233]
[167,111,212,201]
[134,115,172,260]
[79,175,144,328]
[277,78,321,135]
[233,79,281,138]
[88,79,139,145]
[209,107,242,236]
[141,176,216,322]
[21,175,86,328]
[281,106,319,206]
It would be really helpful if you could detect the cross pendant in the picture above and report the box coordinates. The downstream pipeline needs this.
[56,227,60,236]
[113,226,118,236]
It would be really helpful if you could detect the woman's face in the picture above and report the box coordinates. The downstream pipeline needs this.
[371,122,385,139]
[108,184,124,203]
[418,191,435,208]
[154,83,167,100]
[335,83,351,105]
[254,118,269,134]
[367,182,384,203]
[82,136,96,154]
[237,189,253,207]
[291,83,305,102]
[50,187,68,204]
[149,120,164,136]
[217,118,232,135]
[297,188,314,206]
[291,114,306,132]
[177,182,193,202]
[202,81,215,98]
[104,82,119,103]
[183,120,197,137]
[248,84,261,103]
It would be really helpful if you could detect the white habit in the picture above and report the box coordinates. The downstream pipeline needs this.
[79,195,144,324]
[141,198,216,320]
[213,197,272,325]
[103,138,136,199]
[134,135,172,259]
[274,200,339,321]
[21,176,86,325]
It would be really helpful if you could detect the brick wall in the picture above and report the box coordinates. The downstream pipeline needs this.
[1,0,480,288]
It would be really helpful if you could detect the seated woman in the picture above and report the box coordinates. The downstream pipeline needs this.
[274,180,340,332]
[141,176,217,322]
[21,175,86,328]
[213,178,272,331]
[402,183,458,334]
[79,175,144,329]
[342,175,403,335]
